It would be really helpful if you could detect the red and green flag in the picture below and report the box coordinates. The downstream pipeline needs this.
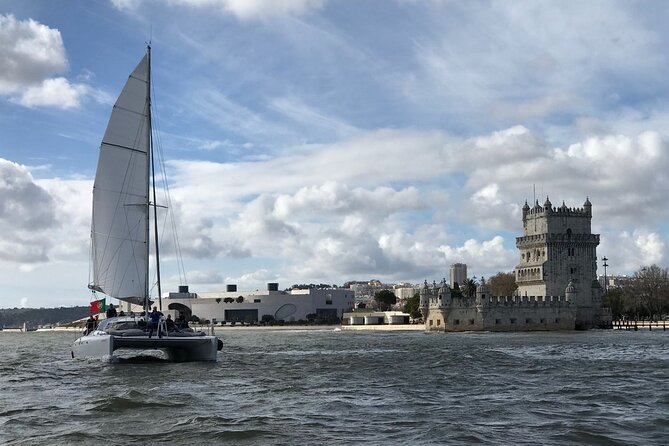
[90,298,106,314]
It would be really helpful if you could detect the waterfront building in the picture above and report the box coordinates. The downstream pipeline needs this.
[131,283,354,323]
[423,198,612,331]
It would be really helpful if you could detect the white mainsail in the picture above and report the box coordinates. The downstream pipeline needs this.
[89,54,150,305]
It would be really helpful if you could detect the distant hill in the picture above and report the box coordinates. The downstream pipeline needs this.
[0,307,90,329]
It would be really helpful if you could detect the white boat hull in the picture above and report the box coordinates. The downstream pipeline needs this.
[72,332,219,362]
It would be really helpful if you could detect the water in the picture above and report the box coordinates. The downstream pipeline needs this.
[0,329,667,445]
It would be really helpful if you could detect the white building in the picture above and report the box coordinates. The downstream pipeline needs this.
[148,284,355,323]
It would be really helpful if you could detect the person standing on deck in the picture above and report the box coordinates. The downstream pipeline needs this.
[147,306,164,338]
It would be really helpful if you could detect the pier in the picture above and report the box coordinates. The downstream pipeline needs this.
[612,320,668,331]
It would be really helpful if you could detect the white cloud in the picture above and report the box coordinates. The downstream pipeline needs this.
[268,96,358,139]
[0,14,104,109]
[112,0,325,19]
[4,119,669,302]
[600,230,666,274]
[14,77,89,109]
[438,236,516,273]
[0,14,67,92]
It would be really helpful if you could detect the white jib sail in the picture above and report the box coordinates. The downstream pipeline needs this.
[90,54,150,304]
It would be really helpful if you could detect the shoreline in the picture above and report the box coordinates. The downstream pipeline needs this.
[3,324,427,333]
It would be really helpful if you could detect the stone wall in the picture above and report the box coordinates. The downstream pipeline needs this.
[426,294,575,332]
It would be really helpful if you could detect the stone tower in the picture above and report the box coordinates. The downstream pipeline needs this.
[515,197,601,328]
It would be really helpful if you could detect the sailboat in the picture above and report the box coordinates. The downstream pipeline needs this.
[72,47,222,362]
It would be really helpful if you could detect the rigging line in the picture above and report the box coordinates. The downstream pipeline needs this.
[151,80,188,286]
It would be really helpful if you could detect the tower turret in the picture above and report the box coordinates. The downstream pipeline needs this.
[583,197,592,216]
[565,279,577,302]
[419,280,429,319]
[476,276,489,304]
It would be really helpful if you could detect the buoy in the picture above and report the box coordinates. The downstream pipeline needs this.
[217,339,223,351]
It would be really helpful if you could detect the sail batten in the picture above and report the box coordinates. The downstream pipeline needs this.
[90,54,150,302]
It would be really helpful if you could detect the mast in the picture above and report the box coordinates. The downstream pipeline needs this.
[146,45,163,312]
[144,45,151,314]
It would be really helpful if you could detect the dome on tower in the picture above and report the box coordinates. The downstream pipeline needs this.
[565,279,577,295]
[476,277,489,294]
[544,196,552,208]
[523,200,530,211]
[584,197,592,207]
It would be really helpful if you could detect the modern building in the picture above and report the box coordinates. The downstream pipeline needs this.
[132,283,354,324]
[449,263,467,288]
[423,198,612,331]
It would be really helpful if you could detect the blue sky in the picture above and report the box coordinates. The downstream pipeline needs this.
[1,0,668,308]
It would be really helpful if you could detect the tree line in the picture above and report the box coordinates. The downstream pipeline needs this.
[603,264,669,321]
[0,306,90,329]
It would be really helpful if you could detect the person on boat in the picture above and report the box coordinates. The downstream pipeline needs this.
[106,303,117,319]
[147,306,164,338]
[177,312,189,329]
[165,314,177,332]
[84,315,95,335]
[137,311,147,329]
[118,310,125,317]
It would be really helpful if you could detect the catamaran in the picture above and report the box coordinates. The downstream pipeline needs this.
[72,47,222,362]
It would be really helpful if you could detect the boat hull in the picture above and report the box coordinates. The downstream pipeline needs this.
[72,333,219,362]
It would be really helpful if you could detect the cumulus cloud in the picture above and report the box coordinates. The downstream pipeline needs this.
[600,230,666,274]
[0,159,58,262]
[0,14,67,92]
[0,14,99,109]
[5,122,668,294]
[155,124,669,287]
[14,77,90,108]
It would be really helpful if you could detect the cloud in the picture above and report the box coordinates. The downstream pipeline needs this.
[4,120,668,298]
[112,0,326,20]
[14,77,90,108]
[0,14,67,92]
[600,230,666,274]
[438,236,517,272]
[0,159,58,262]
[181,270,223,284]
[493,94,582,121]
[0,14,105,109]
[268,96,359,139]
[156,124,669,287]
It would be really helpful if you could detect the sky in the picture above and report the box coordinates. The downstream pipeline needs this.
[1,0,669,308]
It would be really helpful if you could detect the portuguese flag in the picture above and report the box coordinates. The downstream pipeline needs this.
[90,298,106,314]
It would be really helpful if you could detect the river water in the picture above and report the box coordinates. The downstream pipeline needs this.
[0,329,667,445]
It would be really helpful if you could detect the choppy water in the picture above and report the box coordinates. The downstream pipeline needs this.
[0,329,667,445]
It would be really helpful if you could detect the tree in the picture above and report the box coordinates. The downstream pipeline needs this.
[602,288,626,320]
[461,278,478,298]
[261,314,275,323]
[403,292,421,319]
[374,289,396,311]
[488,272,518,296]
[629,265,669,320]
